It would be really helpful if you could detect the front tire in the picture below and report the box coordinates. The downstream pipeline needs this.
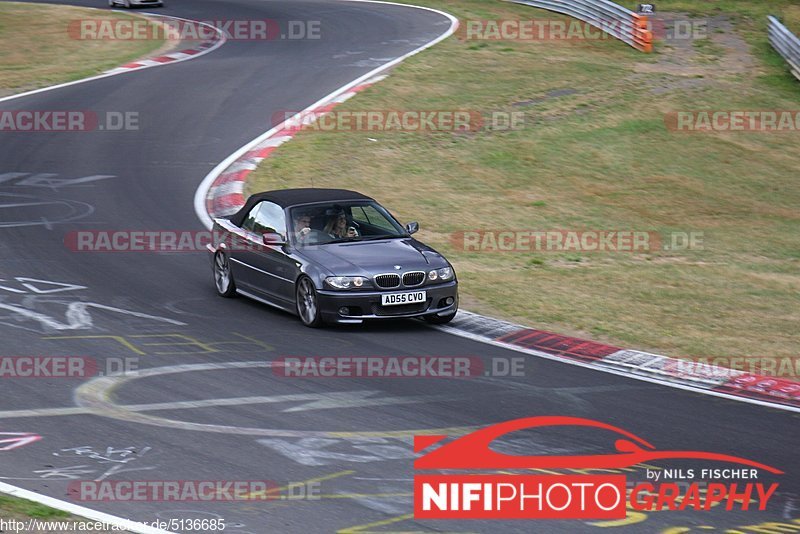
[296,276,323,328]
[213,252,236,297]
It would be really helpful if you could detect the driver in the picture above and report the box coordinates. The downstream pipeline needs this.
[293,211,313,242]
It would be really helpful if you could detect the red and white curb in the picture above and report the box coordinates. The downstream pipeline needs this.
[440,311,800,412]
[0,12,225,105]
[203,75,386,218]
[104,13,225,75]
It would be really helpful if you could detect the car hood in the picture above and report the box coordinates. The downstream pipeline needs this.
[298,238,446,276]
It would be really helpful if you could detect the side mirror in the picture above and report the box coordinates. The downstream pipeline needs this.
[406,222,419,235]
[263,232,286,246]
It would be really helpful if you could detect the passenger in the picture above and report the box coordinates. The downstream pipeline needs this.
[324,210,358,239]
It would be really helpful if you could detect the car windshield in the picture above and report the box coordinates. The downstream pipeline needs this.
[289,201,407,246]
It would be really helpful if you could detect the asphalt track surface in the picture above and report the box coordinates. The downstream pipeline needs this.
[0,1,797,532]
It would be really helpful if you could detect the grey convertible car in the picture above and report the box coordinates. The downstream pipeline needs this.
[207,189,458,327]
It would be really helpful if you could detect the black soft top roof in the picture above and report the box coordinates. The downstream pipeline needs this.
[228,188,374,226]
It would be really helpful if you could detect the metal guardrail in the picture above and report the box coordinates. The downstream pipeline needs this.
[507,0,652,52]
[768,16,800,82]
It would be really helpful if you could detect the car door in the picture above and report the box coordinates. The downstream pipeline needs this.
[239,201,297,303]
[227,202,263,291]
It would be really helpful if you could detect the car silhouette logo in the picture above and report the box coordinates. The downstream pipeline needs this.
[414,416,783,473]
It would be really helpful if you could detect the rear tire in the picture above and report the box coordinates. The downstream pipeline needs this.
[213,252,236,297]
[296,276,323,328]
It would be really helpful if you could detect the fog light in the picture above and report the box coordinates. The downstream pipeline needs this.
[339,307,349,316]
[445,297,454,305]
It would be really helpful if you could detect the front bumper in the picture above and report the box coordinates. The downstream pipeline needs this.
[317,281,458,324]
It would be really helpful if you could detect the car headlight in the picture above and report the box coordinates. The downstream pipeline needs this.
[325,276,367,290]
[428,267,453,282]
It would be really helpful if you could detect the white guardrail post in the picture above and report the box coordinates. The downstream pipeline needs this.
[506,0,653,52]
[768,15,800,82]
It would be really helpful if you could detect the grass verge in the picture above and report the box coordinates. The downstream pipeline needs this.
[781,5,800,36]
[0,493,70,519]
[249,0,800,366]
[0,493,130,533]
[0,2,165,96]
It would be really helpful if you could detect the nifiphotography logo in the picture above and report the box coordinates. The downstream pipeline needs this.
[413,417,782,520]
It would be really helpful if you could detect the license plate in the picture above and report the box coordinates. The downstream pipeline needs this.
[381,291,426,306]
